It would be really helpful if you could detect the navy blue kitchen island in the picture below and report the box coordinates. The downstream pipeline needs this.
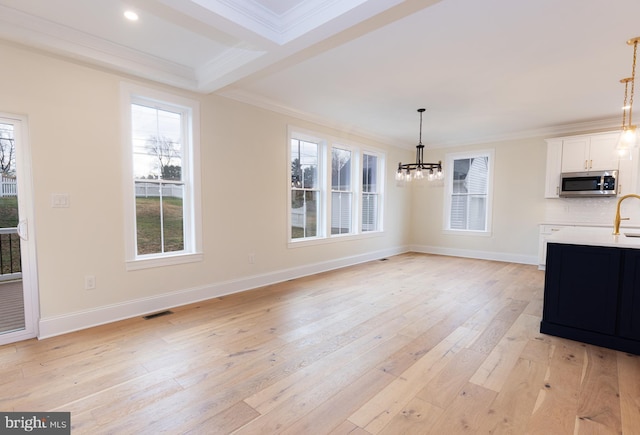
[541,227,640,355]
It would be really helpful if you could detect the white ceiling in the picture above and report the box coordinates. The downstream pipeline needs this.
[0,0,639,149]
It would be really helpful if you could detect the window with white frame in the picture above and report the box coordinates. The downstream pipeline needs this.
[290,137,322,239]
[289,129,384,243]
[122,84,202,268]
[444,150,493,234]
[331,146,353,235]
[362,152,381,232]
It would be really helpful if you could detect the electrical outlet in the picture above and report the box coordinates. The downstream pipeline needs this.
[85,275,96,290]
[248,253,255,264]
[51,193,70,208]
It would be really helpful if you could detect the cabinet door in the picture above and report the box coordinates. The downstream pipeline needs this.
[618,148,639,194]
[588,134,619,171]
[620,250,640,340]
[543,243,619,334]
[538,225,568,268]
[561,138,589,172]
[544,140,562,198]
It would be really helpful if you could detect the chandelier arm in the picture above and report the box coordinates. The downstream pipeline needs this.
[399,161,441,170]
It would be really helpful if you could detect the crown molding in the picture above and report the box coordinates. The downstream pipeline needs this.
[218,87,399,145]
[220,87,622,150]
[195,46,267,92]
[465,118,620,146]
[190,0,372,45]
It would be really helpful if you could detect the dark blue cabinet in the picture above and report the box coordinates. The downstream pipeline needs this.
[620,250,640,341]
[541,242,640,354]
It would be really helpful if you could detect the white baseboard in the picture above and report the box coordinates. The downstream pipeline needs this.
[38,246,407,339]
[409,244,538,266]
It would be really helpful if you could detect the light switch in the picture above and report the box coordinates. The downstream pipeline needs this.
[51,193,70,208]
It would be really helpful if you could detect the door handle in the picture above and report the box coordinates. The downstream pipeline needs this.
[16,219,28,241]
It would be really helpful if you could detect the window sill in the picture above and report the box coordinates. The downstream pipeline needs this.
[288,230,384,249]
[126,252,203,271]
[442,229,492,237]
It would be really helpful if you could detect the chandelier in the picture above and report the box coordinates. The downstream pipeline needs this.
[618,36,640,152]
[395,108,443,183]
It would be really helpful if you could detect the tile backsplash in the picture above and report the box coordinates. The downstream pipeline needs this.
[545,196,640,227]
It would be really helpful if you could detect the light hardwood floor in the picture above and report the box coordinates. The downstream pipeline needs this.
[1,253,639,434]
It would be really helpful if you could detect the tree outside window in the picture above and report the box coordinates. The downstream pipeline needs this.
[0,125,16,176]
[131,103,185,255]
[123,84,201,269]
[290,139,319,239]
[0,122,19,275]
[289,130,385,244]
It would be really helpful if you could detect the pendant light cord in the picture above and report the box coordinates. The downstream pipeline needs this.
[629,39,637,126]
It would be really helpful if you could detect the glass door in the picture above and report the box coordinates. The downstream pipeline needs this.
[0,115,38,345]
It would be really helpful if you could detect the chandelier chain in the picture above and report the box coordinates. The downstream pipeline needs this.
[418,110,423,144]
[622,80,629,129]
[630,39,637,126]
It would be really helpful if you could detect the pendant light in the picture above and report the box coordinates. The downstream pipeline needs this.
[395,108,443,184]
[617,37,640,152]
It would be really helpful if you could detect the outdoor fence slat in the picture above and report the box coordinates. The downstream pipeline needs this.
[1,175,17,197]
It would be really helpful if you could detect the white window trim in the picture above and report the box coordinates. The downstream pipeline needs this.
[287,126,385,248]
[330,142,358,237]
[361,149,385,233]
[121,83,203,270]
[442,149,494,236]
[288,128,327,242]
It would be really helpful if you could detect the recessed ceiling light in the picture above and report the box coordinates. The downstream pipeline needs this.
[124,10,139,21]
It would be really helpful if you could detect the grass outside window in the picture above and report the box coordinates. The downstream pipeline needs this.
[136,196,184,255]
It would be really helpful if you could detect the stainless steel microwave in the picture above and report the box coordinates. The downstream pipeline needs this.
[559,170,618,197]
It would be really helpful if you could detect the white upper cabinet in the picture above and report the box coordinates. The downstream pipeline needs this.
[618,148,639,195]
[545,132,626,199]
[544,139,563,198]
[560,133,619,172]
[560,137,589,172]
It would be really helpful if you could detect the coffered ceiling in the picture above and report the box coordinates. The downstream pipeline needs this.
[0,0,639,148]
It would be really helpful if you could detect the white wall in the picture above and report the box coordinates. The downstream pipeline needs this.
[0,42,414,337]
[409,137,547,264]
[408,134,640,264]
[4,41,587,338]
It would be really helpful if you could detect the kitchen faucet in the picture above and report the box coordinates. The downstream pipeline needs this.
[613,194,640,235]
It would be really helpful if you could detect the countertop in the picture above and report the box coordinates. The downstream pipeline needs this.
[540,222,640,228]
[546,226,640,249]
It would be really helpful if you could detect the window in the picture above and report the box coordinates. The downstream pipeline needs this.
[122,84,202,269]
[331,147,353,235]
[444,150,493,234]
[290,138,321,239]
[289,128,384,244]
[362,153,381,232]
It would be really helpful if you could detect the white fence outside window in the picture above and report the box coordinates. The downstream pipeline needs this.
[135,182,184,198]
[1,175,16,197]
